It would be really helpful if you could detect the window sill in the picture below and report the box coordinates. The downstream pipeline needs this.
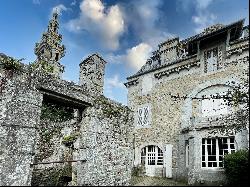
[203,67,226,76]
[135,125,152,129]
[201,167,225,172]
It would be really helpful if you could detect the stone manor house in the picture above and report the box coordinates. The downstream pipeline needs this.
[0,12,249,186]
[125,19,249,185]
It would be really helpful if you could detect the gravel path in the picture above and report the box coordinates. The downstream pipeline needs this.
[130,176,188,186]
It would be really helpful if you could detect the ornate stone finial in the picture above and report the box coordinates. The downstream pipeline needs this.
[202,24,224,35]
[34,11,65,77]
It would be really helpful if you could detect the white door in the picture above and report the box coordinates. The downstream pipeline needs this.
[141,145,164,177]
[165,144,173,178]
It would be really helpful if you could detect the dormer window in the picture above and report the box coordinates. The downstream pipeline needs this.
[204,47,218,73]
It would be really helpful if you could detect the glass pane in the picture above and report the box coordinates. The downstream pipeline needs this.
[223,138,227,143]
[208,146,211,155]
[202,156,205,161]
[223,144,228,149]
[212,139,216,144]
[202,162,206,167]
[208,162,212,167]
[213,162,217,167]
[218,138,222,147]
[207,139,211,144]
[230,144,235,149]
[202,139,205,144]
[157,160,163,165]
[148,145,153,152]
[212,144,216,155]
[219,149,223,155]
[219,162,223,167]
[208,156,216,161]
[202,145,205,155]
[230,138,235,143]
[150,160,155,165]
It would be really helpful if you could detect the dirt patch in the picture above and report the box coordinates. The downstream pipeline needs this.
[130,176,188,186]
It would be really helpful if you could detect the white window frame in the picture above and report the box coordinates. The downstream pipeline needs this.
[136,104,151,127]
[201,137,236,169]
[141,145,164,166]
[185,141,189,168]
[205,47,218,73]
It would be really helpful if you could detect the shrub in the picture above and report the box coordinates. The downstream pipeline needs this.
[224,149,249,186]
[131,165,146,176]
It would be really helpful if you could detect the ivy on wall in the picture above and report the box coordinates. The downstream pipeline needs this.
[40,102,74,122]
[0,54,23,71]
[30,60,55,74]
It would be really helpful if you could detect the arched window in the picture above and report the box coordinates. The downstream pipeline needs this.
[141,145,163,165]
[193,85,233,118]
[201,97,228,117]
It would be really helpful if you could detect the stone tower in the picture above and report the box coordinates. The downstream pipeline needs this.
[34,12,65,77]
[79,54,106,95]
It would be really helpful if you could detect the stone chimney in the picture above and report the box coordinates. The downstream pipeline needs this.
[158,37,179,65]
[79,53,106,95]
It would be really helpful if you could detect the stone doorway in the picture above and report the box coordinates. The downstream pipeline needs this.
[141,145,164,177]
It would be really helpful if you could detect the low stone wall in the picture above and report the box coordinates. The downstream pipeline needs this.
[0,72,43,186]
[76,96,134,186]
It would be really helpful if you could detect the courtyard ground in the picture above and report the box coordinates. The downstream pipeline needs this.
[130,176,188,186]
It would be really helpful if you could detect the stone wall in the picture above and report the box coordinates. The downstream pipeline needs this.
[1,61,134,186]
[76,96,134,186]
[0,69,43,186]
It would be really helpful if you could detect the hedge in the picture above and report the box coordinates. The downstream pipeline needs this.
[224,149,249,186]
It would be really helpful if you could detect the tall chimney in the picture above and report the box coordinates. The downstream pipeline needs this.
[79,53,106,95]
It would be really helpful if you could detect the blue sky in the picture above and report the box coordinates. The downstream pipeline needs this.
[0,0,249,105]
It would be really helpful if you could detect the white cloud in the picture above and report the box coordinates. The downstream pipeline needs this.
[121,0,173,48]
[192,0,217,33]
[104,74,126,100]
[71,0,77,6]
[105,74,125,89]
[52,4,68,15]
[125,43,153,71]
[104,53,124,64]
[192,13,217,33]
[67,0,125,51]
[105,42,153,71]
[177,0,217,34]
[196,0,214,9]
[100,0,174,72]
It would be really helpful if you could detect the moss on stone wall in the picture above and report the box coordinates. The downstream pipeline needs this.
[62,132,80,147]
[0,54,23,71]
[94,96,130,119]
[31,164,72,186]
